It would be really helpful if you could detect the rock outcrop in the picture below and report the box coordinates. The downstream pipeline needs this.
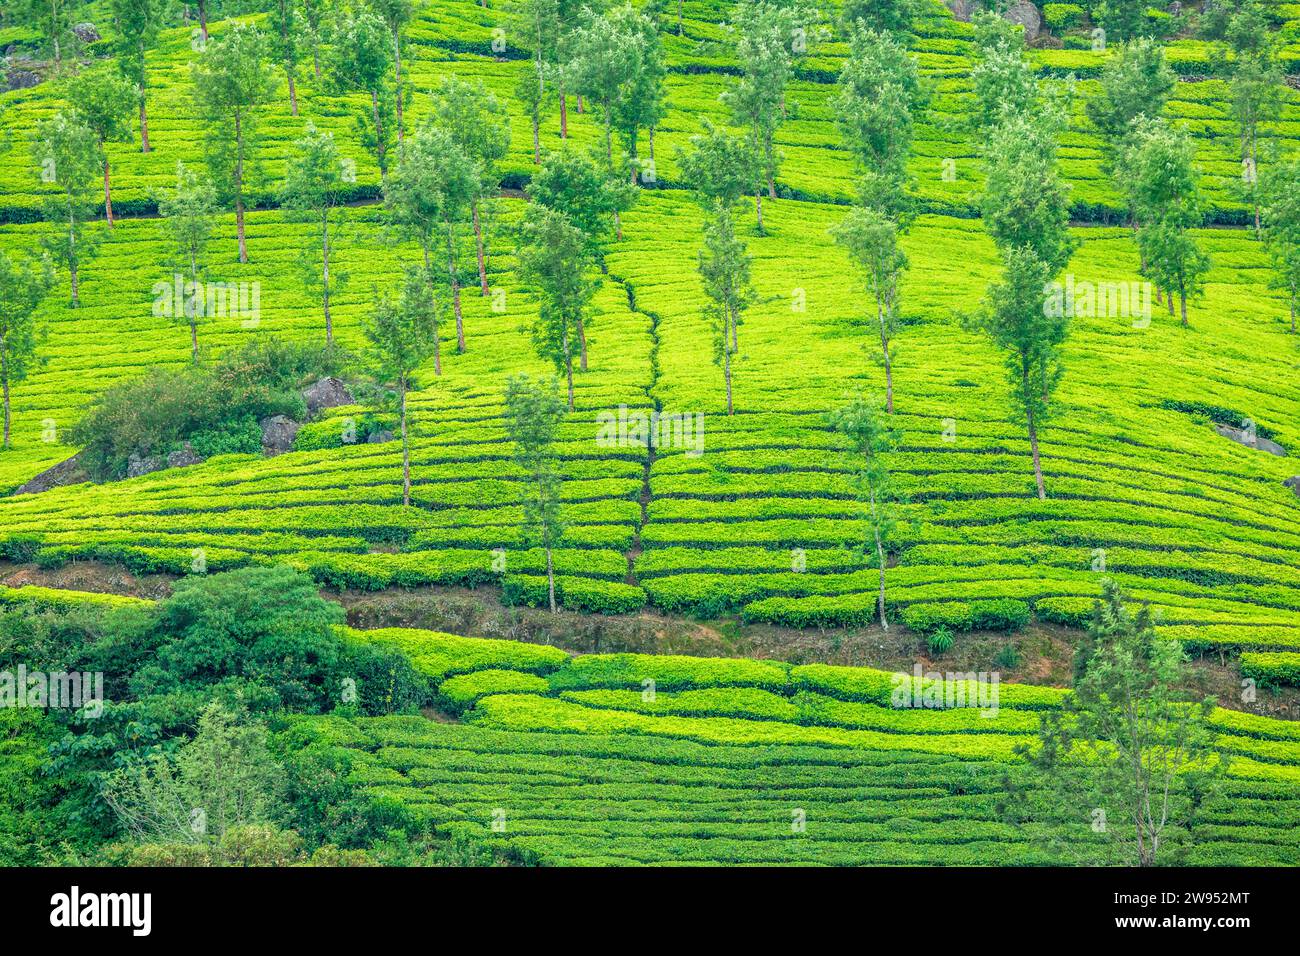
[13,454,87,495]
[1214,423,1286,457]
[261,415,301,455]
[302,376,354,416]
[1003,0,1041,40]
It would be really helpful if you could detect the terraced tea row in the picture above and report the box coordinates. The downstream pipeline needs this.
[277,624,1300,865]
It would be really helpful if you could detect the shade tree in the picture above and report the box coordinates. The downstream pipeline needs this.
[191,22,279,264]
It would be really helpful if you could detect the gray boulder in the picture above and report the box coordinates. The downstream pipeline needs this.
[946,0,974,22]
[261,415,301,455]
[1003,0,1041,40]
[366,429,395,444]
[1214,423,1286,457]
[127,453,165,478]
[1285,476,1300,499]
[166,441,205,470]
[7,70,39,91]
[302,376,354,417]
[13,454,86,495]
[71,22,100,43]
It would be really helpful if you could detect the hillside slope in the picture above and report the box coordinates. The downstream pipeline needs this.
[0,0,1297,668]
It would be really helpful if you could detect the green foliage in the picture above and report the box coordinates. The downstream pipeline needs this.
[515,206,599,407]
[1006,580,1229,866]
[69,336,332,479]
[505,373,568,611]
[0,250,53,447]
[927,624,954,655]
[31,110,102,307]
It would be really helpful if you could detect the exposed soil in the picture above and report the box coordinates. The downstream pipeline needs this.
[3,559,1296,719]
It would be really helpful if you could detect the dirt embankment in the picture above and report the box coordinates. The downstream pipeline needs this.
[2,560,1295,718]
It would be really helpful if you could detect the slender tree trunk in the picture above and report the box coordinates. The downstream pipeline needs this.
[723,333,733,416]
[371,89,386,174]
[322,209,333,346]
[400,374,411,506]
[139,95,150,153]
[287,68,298,115]
[576,314,588,370]
[1025,383,1046,500]
[577,95,584,114]
[677,0,683,34]
[189,252,200,362]
[199,0,209,41]
[614,210,622,241]
[1180,288,1188,328]
[313,47,321,81]
[560,91,568,139]
[393,31,404,142]
[473,199,488,295]
[1,351,9,449]
[1291,297,1296,333]
[878,296,892,414]
[872,492,887,631]
[546,545,556,612]
[649,127,655,161]
[68,206,79,307]
[235,112,248,264]
[755,192,764,233]
[103,156,114,226]
[563,322,575,409]
[531,115,540,164]
[446,221,464,351]
[423,247,442,375]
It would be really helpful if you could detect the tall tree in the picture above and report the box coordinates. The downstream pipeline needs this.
[833,206,906,413]
[280,124,348,347]
[1125,119,1209,326]
[516,207,599,410]
[970,11,1036,134]
[32,110,102,308]
[300,0,327,80]
[431,76,511,296]
[65,65,136,226]
[724,0,794,232]
[829,396,904,630]
[371,0,414,142]
[504,374,568,613]
[158,162,218,363]
[1004,581,1227,866]
[1094,0,1174,43]
[21,0,83,70]
[967,246,1067,500]
[191,23,278,264]
[566,3,643,196]
[1085,38,1176,160]
[0,252,53,450]
[615,3,667,174]
[982,111,1076,276]
[1203,0,1282,236]
[267,0,302,115]
[109,0,162,153]
[329,8,395,178]
[834,25,926,218]
[1262,161,1300,333]
[527,147,636,273]
[364,265,442,507]
[386,122,478,354]
[511,0,559,163]
[1086,38,1175,261]
[839,0,920,36]
[678,121,755,358]
[697,205,754,416]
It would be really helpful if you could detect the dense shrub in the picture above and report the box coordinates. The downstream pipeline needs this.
[1042,3,1085,30]
[71,337,345,480]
